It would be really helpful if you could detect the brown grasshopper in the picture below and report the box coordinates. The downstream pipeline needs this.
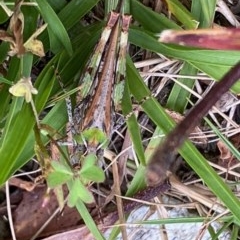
[69,10,131,167]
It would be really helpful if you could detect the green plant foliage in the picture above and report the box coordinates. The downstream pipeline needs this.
[1,0,240,238]
[47,155,104,205]
[67,178,94,206]
[33,0,73,55]
[47,171,73,187]
[80,154,105,182]
[165,0,198,29]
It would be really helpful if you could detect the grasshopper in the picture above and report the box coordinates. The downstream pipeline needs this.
[69,7,131,167]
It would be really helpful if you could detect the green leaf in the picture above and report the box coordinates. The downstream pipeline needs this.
[126,56,240,222]
[205,118,240,160]
[122,76,145,165]
[191,0,217,27]
[47,0,67,12]
[38,0,100,52]
[165,0,198,29]
[0,27,100,184]
[0,2,10,24]
[7,100,68,182]
[166,62,197,113]
[22,3,39,40]
[66,179,104,239]
[58,0,100,30]
[230,224,239,239]
[164,0,207,114]
[51,161,73,175]
[47,171,72,187]
[68,178,94,206]
[75,199,104,240]
[0,77,12,85]
[80,166,105,183]
[81,128,108,146]
[0,62,56,185]
[130,0,181,32]
[33,0,73,55]
[81,153,97,169]
[0,42,9,64]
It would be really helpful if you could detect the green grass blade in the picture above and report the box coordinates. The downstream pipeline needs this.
[0,42,9,63]
[58,0,100,30]
[75,197,104,239]
[0,76,12,85]
[9,100,68,178]
[141,215,233,225]
[230,224,239,239]
[0,57,21,122]
[68,187,104,240]
[130,0,181,32]
[122,72,145,165]
[126,127,165,196]
[191,0,217,27]
[165,0,216,114]
[126,56,240,222]
[1,24,102,182]
[0,65,55,185]
[33,0,73,55]
[164,0,216,114]
[38,0,100,53]
[166,62,197,113]
[165,0,198,29]
[0,103,35,186]
[47,0,67,12]
[205,118,240,160]
[22,3,39,40]
[0,3,9,24]
[129,27,240,93]
[105,0,118,14]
